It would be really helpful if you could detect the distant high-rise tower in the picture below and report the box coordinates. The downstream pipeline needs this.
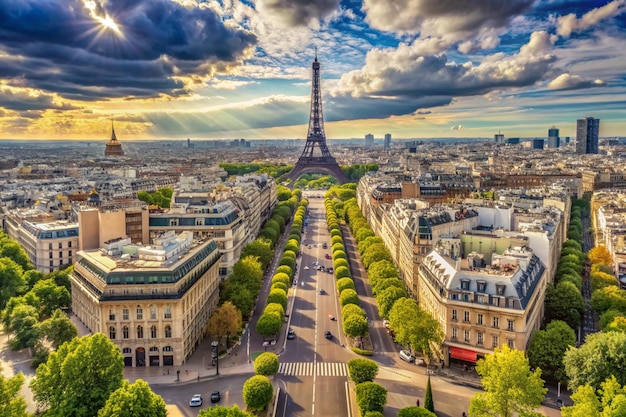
[104,121,124,157]
[365,133,374,147]
[547,126,560,149]
[494,132,505,143]
[576,117,600,154]
[383,133,391,150]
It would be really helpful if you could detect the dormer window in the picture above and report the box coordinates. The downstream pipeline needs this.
[477,281,487,292]
[496,284,506,296]
[461,280,470,291]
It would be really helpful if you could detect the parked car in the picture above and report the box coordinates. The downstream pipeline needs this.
[329,315,336,321]
[210,391,221,403]
[189,394,203,407]
[318,289,325,295]
[324,331,332,339]
[287,329,296,339]
[399,350,416,363]
[383,319,390,328]
[322,243,328,249]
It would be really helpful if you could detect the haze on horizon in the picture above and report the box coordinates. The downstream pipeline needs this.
[0,0,624,142]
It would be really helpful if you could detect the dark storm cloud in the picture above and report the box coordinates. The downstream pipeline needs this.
[326,95,452,121]
[0,0,256,100]
[256,0,341,27]
[0,89,80,112]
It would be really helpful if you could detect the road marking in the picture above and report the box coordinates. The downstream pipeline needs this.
[278,362,348,377]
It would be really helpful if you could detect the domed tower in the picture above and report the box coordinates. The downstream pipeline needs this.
[104,120,124,157]
[87,189,101,207]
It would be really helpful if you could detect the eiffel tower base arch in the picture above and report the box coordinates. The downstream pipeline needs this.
[286,157,349,187]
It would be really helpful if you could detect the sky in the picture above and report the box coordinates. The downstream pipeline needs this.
[0,0,625,141]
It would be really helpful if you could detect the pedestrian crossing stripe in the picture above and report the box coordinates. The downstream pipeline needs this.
[278,362,348,377]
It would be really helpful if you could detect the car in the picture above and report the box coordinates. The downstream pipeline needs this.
[324,331,332,339]
[322,243,328,249]
[383,319,390,328]
[329,315,336,321]
[318,289,325,295]
[304,266,309,270]
[287,329,296,339]
[210,391,221,403]
[189,394,203,407]
[325,253,331,259]
[399,350,416,363]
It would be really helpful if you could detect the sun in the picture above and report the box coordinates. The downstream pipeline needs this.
[83,0,121,35]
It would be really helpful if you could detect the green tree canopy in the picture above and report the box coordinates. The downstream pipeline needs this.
[0,257,26,309]
[398,407,437,417]
[8,304,40,350]
[31,333,124,417]
[254,352,279,377]
[388,298,444,360]
[243,375,273,412]
[267,289,287,310]
[240,239,274,271]
[591,285,626,315]
[207,301,242,348]
[39,309,77,349]
[343,314,369,339]
[561,376,626,417]
[0,242,32,271]
[0,367,28,417]
[97,379,166,417]
[256,313,282,337]
[337,277,356,293]
[355,382,387,415]
[544,281,585,329]
[198,405,255,417]
[564,331,626,391]
[347,358,379,384]
[377,286,408,319]
[469,346,547,417]
[527,320,575,383]
[340,288,360,308]
[31,279,71,319]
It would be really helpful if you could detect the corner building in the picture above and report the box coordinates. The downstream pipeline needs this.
[70,231,221,367]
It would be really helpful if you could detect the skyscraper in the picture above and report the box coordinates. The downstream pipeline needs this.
[547,126,560,149]
[383,133,391,150]
[365,133,374,147]
[494,133,504,143]
[576,117,600,154]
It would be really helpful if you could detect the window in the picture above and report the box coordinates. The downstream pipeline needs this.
[69,250,72,257]
[48,243,52,250]
[452,309,458,321]
[50,260,54,267]
[109,309,115,321]
[59,242,63,249]
[163,346,173,352]
[492,317,499,328]
[49,252,53,259]
[122,347,132,354]
[150,307,157,320]
[464,311,470,323]
[150,346,159,352]
[496,284,506,295]
[507,320,514,331]
[68,241,72,248]
[137,325,144,339]
[477,295,485,304]
[58,251,63,260]
[164,306,172,319]
[122,308,129,321]
[151,325,157,338]
[477,314,483,326]
[123,326,129,339]
[452,328,458,340]
[477,281,486,292]
[492,336,499,348]
[477,332,483,345]
[165,325,172,338]
[461,280,470,290]
[136,306,143,320]
[507,339,515,348]
[464,330,470,343]
[109,326,116,339]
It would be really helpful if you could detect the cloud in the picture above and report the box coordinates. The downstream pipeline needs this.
[0,0,257,100]
[330,31,556,121]
[556,0,626,38]
[255,0,341,28]
[547,74,606,90]
[362,0,534,41]
[0,88,79,112]
[450,124,463,130]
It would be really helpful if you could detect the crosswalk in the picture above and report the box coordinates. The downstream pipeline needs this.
[278,362,348,377]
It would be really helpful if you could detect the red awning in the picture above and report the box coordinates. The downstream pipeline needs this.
[450,347,477,363]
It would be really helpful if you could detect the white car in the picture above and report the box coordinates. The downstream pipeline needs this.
[189,394,203,407]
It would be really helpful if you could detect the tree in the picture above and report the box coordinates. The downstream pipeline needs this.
[342,304,366,319]
[424,375,434,412]
[222,283,255,319]
[39,309,77,349]
[591,285,626,315]
[469,346,546,417]
[340,288,360,307]
[198,405,255,417]
[0,242,32,271]
[207,302,242,349]
[398,407,436,417]
[240,240,273,271]
[97,379,166,417]
[564,331,626,391]
[544,282,585,329]
[343,314,369,339]
[0,257,25,309]
[362,244,392,269]
[267,289,287,310]
[377,286,408,318]
[372,278,404,296]
[31,279,71,318]
[8,304,40,350]
[355,382,387,415]
[561,376,626,417]
[337,277,356,293]
[256,313,281,337]
[0,367,28,417]
[527,320,575,383]
[242,375,273,412]
[590,270,618,292]
[254,352,279,377]
[348,358,379,384]
[23,269,44,289]
[388,298,443,360]
[31,333,124,417]
[588,245,613,266]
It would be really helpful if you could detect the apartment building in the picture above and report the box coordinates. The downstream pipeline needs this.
[70,231,221,367]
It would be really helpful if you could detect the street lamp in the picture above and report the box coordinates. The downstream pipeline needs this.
[211,341,219,376]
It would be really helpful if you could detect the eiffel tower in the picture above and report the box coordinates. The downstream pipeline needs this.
[286,52,349,185]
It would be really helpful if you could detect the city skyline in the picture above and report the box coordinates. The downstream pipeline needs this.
[0,0,625,141]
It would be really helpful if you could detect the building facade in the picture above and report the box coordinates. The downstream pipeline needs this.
[70,231,221,367]
[548,127,560,149]
[576,117,600,155]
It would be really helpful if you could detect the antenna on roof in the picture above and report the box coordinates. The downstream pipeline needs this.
[314,46,318,62]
